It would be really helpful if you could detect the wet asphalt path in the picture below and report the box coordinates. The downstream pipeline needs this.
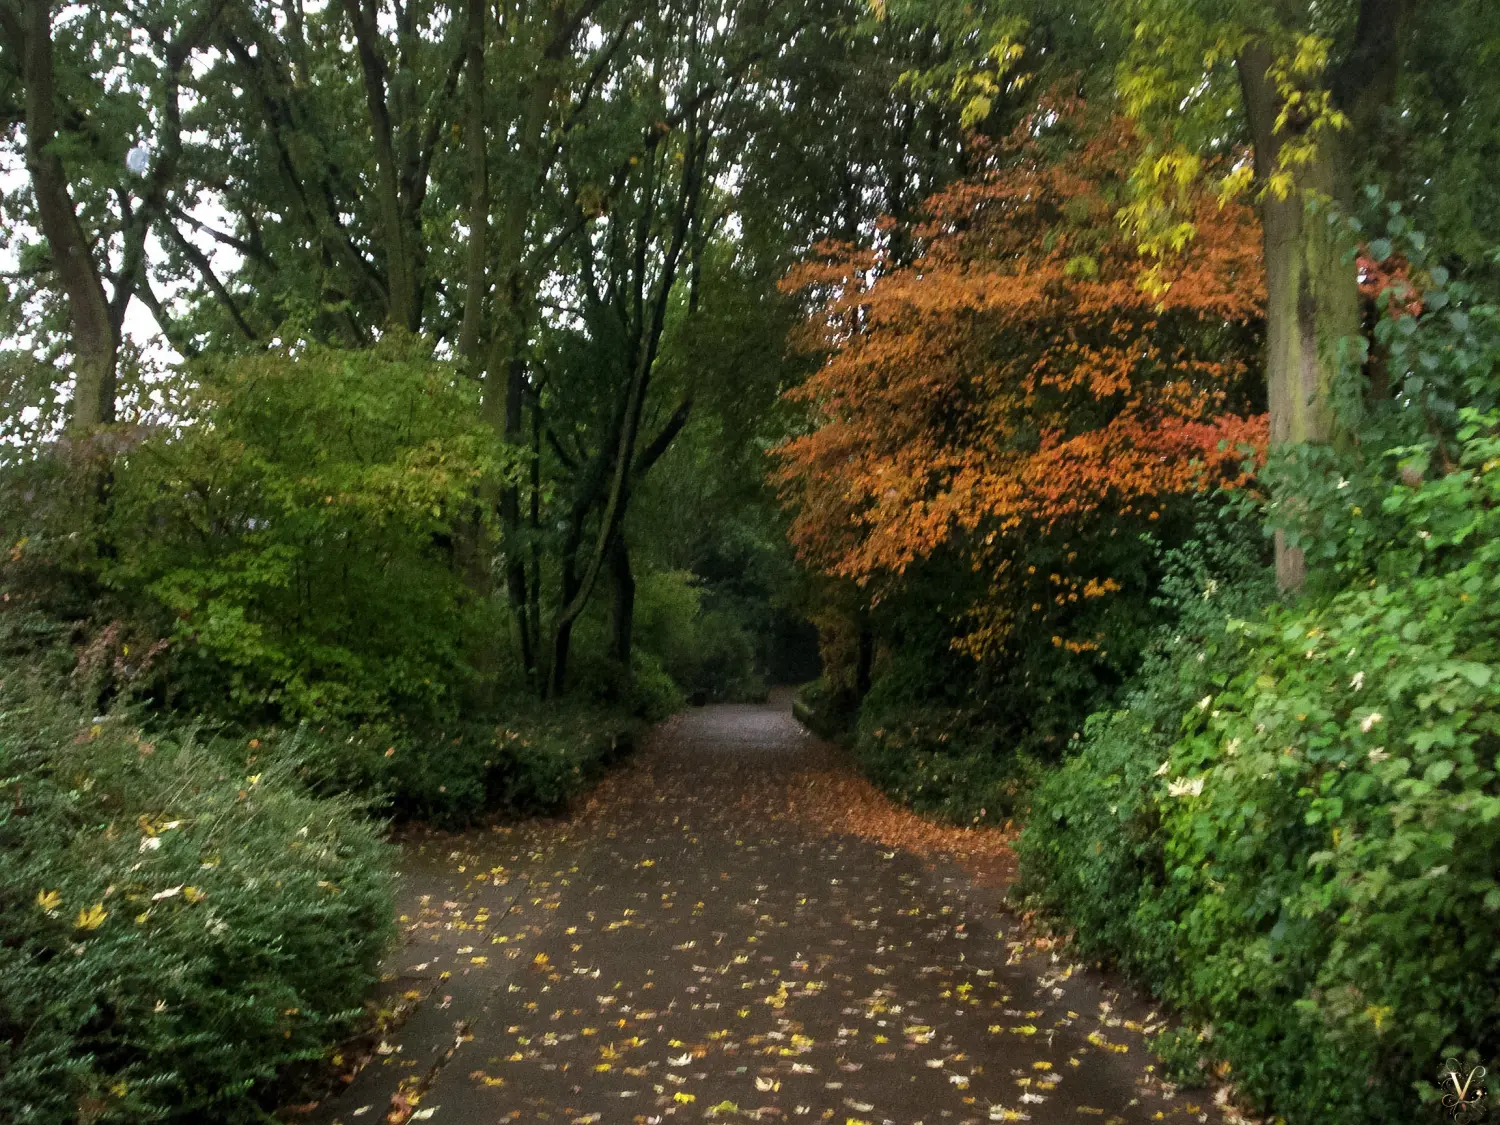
[311,695,1222,1125]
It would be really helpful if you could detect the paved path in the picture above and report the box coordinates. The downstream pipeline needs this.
[310,694,1223,1125]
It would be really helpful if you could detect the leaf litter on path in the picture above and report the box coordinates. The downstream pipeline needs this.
[298,695,1252,1125]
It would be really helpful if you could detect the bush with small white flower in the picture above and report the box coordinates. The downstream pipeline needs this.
[1020,210,1500,1125]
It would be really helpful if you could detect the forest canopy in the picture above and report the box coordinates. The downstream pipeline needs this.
[2,0,1500,1122]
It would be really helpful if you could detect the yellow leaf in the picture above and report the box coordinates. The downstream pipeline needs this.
[76,903,108,931]
[36,889,62,912]
[182,886,206,904]
[673,1092,695,1104]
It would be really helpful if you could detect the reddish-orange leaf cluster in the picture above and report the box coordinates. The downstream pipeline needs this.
[1358,252,1423,318]
[773,110,1267,655]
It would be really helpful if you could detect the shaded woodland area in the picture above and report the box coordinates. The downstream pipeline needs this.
[2,0,1499,1121]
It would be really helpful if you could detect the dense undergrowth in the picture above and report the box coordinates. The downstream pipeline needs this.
[1018,234,1500,1122]
[0,621,395,1124]
[795,212,1500,1124]
[0,605,662,1124]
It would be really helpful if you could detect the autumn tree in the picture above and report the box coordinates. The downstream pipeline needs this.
[775,109,1265,679]
[887,0,1500,587]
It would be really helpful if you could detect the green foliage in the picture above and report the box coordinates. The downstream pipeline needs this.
[1021,254,1500,1124]
[852,708,1028,825]
[632,569,764,704]
[623,651,693,724]
[489,708,642,815]
[271,708,643,831]
[1277,196,1500,589]
[1017,507,1274,980]
[0,630,395,1125]
[566,568,763,711]
[792,676,859,743]
[94,337,508,723]
[814,507,1201,826]
[852,650,1039,825]
[1148,1024,1213,1089]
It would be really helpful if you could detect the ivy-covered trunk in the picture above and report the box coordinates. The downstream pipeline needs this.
[1238,42,1363,590]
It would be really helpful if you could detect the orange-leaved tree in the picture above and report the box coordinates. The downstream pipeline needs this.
[774,107,1267,663]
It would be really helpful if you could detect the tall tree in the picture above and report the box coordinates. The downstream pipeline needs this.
[2,0,977,697]
[892,0,1499,587]
[0,0,224,428]
[1116,0,1416,586]
[775,110,1266,659]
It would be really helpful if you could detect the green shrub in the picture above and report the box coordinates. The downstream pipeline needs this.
[3,336,514,725]
[853,652,1039,824]
[1147,448,1500,1120]
[490,707,641,813]
[1148,1025,1212,1089]
[792,676,858,742]
[632,569,762,702]
[853,709,1026,824]
[1017,509,1274,984]
[269,706,643,829]
[625,649,690,722]
[1020,219,1500,1125]
[0,656,395,1124]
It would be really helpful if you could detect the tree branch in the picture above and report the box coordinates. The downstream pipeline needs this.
[163,220,258,340]
[633,396,692,479]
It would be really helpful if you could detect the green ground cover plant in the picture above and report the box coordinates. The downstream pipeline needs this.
[0,623,395,1124]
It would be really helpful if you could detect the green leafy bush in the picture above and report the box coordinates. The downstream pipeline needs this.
[1020,220,1500,1124]
[490,707,642,813]
[1148,1024,1213,1090]
[1017,509,1274,985]
[852,709,1026,825]
[16,336,512,724]
[812,521,1177,820]
[273,707,643,829]
[792,676,858,742]
[852,651,1039,824]
[0,645,395,1124]
[631,569,764,703]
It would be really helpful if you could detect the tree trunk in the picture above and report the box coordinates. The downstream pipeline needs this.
[550,616,575,698]
[342,0,420,332]
[481,36,565,680]
[456,0,488,361]
[549,544,582,698]
[20,0,117,429]
[528,398,543,665]
[1238,42,1363,591]
[855,621,874,699]
[609,531,634,666]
